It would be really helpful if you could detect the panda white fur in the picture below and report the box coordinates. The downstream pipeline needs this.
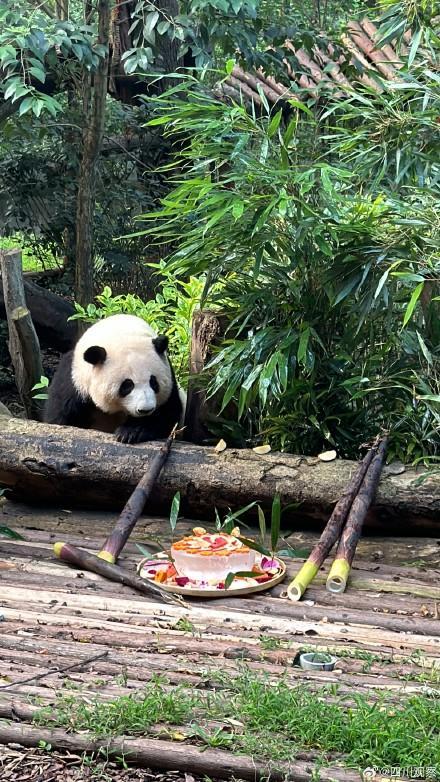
[44,314,186,444]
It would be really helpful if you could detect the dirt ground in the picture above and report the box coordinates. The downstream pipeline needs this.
[0,746,212,782]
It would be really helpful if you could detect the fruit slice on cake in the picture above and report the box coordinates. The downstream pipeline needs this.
[171,527,256,583]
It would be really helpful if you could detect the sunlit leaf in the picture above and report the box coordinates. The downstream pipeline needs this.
[318,449,337,461]
[169,491,181,532]
[271,494,281,553]
[403,282,424,327]
[225,570,258,589]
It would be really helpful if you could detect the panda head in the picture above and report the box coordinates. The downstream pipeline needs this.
[72,315,174,417]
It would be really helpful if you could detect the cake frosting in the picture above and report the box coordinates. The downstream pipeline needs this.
[171,527,256,582]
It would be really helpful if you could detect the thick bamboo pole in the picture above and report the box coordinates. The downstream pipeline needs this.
[98,426,176,563]
[53,543,184,606]
[327,439,388,594]
[287,445,378,601]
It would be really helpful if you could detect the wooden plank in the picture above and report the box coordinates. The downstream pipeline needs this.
[2,535,439,595]
[1,587,440,654]
[3,555,438,623]
[2,634,435,695]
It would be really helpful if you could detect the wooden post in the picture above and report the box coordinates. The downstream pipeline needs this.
[0,249,44,420]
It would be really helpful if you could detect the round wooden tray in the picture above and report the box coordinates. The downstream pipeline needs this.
[137,556,286,598]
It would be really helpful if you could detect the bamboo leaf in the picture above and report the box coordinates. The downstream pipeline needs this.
[225,570,258,589]
[416,331,432,364]
[271,494,281,553]
[403,282,424,327]
[267,109,282,138]
[297,327,310,364]
[238,536,271,557]
[169,491,181,531]
[287,98,313,117]
[0,526,24,540]
[257,505,266,545]
[408,28,422,67]
[136,543,157,557]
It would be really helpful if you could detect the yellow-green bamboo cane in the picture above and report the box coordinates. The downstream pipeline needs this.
[286,443,379,602]
[326,438,388,594]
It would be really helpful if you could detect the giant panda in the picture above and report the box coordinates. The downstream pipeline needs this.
[44,314,186,444]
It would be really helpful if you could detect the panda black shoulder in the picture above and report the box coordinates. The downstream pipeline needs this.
[44,350,94,429]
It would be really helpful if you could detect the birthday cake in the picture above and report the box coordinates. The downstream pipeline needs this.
[170,527,256,582]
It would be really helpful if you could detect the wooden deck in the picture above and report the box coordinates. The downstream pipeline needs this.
[1,501,439,780]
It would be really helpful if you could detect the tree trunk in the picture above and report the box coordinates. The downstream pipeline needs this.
[0,418,438,531]
[184,310,224,443]
[74,0,112,309]
[0,250,44,419]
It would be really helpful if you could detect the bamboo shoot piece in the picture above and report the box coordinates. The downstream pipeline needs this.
[53,542,184,606]
[326,437,388,594]
[287,443,378,602]
[98,426,177,563]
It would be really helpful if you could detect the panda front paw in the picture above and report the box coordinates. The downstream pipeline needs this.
[115,423,153,444]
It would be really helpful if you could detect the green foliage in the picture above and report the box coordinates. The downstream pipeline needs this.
[0,236,59,271]
[169,491,181,531]
[135,67,440,463]
[70,264,204,382]
[376,0,440,60]
[31,376,50,400]
[0,3,106,118]
[122,0,263,73]
[0,100,171,285]
[34,667,440,772]
[0,522,24,540]
[34,679,196,736]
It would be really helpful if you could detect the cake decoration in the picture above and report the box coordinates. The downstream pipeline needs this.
[137,526,285,594]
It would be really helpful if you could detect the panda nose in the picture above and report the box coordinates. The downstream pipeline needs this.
[137,407,153,416]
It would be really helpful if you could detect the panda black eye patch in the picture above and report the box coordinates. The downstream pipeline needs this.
[119,379,134,397]
[150,375,160,393]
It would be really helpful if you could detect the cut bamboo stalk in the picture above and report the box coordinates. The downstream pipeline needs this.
[287,445,378,601]
[53,542,184,607]
[98,425,177,563]
[52,429,178,606]
[327,439,388,594]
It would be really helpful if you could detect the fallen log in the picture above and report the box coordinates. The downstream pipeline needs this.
[0,724,360,782]
[0,418,439,531]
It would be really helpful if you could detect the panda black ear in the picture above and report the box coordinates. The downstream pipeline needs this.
[152,335,168,355]
[84,345,107,365]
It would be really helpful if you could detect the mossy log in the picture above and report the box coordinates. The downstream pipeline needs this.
[0,418,439,531]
